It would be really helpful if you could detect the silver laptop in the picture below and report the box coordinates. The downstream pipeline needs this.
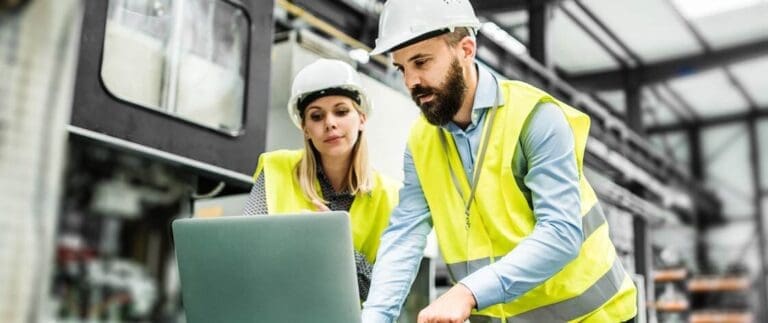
[172,212,362,323]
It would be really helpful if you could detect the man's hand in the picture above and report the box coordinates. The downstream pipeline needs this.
[417,284,477,323]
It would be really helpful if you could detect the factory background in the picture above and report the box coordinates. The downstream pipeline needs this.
[1,0,767,322]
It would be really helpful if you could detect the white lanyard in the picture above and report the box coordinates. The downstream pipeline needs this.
[437,81,501,229]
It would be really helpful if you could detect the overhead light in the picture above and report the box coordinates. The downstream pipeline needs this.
[348,48,370,64]
[479,22,527,56]
[671,0,765,18]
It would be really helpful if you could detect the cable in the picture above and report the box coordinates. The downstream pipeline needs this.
[191,181,225,199]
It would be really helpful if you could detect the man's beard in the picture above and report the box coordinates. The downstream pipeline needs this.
[410,58,467,126]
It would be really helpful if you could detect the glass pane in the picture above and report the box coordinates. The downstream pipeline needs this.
[101,0,249,136]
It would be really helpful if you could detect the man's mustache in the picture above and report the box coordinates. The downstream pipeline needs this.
[411,85,435,101]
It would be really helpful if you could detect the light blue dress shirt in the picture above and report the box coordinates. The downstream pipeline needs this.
[361,64,583,322]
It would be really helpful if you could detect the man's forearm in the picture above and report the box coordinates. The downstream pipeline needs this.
[362,219,431,322]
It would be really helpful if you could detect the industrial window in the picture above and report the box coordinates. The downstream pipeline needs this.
[101,0,250,136]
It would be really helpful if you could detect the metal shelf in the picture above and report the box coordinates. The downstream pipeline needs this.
[654,301,690,312]
[690,311,753,323]
[654,268,688,283]
[688,277,751,293]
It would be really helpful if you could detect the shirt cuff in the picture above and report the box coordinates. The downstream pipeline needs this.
[459,266,505,310]
[361,309,393,323]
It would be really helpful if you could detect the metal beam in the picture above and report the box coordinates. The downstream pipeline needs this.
[748,119,768,323]
[471,0,556,14]
[687,128,703,179]
[564,40,768,90]
[632,216,652,323]
[625,72,643,135]
[528,0,548,65]
[647,109,768,133]
[686,127,716,268]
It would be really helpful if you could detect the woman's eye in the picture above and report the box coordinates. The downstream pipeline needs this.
[310,114,322,121]
[335,109,350,116]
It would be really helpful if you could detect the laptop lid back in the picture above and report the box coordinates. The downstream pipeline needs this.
[172,212,361,323]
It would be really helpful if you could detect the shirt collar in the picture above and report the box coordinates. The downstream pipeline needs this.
[473,63,505,111]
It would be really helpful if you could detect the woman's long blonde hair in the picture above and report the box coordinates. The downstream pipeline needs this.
[296,102,373,203]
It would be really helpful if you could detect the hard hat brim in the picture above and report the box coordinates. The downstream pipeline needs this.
[370,23,481,56]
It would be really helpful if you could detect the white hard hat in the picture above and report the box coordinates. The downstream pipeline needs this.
[370,0,481,55]
[286,59,372,128]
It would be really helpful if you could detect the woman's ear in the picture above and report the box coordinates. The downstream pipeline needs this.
[359,113,367,131]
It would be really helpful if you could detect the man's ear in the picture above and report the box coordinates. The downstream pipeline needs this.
[459,36,476,61]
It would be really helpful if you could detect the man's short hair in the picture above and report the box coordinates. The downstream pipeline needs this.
[442,27,473,47]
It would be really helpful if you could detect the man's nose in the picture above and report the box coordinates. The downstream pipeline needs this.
[404,70,421,91]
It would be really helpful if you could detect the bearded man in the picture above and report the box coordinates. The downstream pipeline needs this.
[361,1,638,322]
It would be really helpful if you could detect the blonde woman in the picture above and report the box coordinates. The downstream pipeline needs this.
[243,59,400,301]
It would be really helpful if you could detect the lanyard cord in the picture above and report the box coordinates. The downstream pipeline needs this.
[437,89,500,229]
[438,77,509,321]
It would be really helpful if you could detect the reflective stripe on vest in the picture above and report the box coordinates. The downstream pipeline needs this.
[512,258,626,322]
[254,149,400,263]
[447,204,607,281]
[466,258,626,322]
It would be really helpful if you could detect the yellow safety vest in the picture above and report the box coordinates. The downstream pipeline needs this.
[253,149,400,263]
[408,81,637,322]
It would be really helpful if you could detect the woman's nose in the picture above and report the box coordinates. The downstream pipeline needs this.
[325,115,337,130]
